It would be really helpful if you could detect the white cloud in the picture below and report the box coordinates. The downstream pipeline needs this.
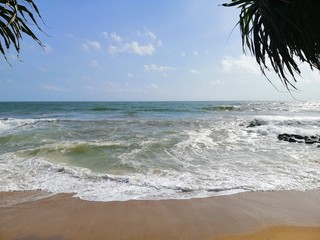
[206,80,222,86]
[109,42,155,56]
[124,42,155,55]
[88,40,102,50]
[144,64,175,72]
[90,60,99,68]
[102,32,108,38]
[144,28,157,41]
[81,43,89,51]
[190,69,201,75]
[84,85,94,90]
[111,33,122,42]
[193,51,199,56]
[42,83,65,92]
[144,28,157,40]
[221,55,320,88]
[150,83,160,90]
[181,51,187,57]
[144,28,162,47]
[106,29,161,56]
[108,45,118,55]
[127,73,134,78]
[221,55,260,75]
[82,40,102,51]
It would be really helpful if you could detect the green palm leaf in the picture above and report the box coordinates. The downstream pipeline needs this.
[0,0,44,63]
[223,0,320,90]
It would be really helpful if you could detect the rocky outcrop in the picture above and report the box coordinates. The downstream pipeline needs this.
[278,133,320,146]
[247,119,264,128]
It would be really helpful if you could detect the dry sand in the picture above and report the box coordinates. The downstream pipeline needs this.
[1,190,320,240]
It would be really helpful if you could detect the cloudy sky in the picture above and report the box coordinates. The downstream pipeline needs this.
[1,0,319,101]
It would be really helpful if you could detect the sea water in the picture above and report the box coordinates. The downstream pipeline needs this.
[0,101,319,201]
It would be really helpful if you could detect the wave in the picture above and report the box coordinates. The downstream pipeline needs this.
[247,116,320,129]
[25,143,94,156]
[0,155,251,201]
[21,141,127,157]
[0,118,57,133]
[2,139,320,202]
[202,105,239,112]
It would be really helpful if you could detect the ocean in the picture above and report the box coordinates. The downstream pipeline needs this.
[0,101,319,201]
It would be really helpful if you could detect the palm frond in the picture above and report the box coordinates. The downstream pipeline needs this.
[223,0,320,90]
[0,0,44,63]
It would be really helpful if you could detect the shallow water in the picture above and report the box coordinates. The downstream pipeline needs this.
[1,101,320,201]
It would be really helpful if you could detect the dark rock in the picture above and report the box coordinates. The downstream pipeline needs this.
[247,119,262,128]
[278,133,296,141]
[288,137,297,143]
[305,139,317,144]
[57,168,65,173]
[278,133,290,141]
[292,134,304,140]
[278,133,320,146]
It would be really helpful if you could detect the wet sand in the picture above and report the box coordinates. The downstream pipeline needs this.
[214,226,320,240]
[1,190,320,240]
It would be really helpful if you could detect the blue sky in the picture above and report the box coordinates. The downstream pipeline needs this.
[1,0,319,101]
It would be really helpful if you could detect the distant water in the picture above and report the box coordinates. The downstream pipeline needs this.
[1,101,320,201]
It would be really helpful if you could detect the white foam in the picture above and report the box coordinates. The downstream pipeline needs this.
[0,118,57,134]
[244,115,320,137]
[1,148,320,202]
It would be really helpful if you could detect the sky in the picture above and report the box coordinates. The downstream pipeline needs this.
[0,0,319,101]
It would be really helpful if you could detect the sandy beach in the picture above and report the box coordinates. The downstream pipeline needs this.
[1,190,320,240]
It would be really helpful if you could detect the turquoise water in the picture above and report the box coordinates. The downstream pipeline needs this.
[1,101,320,201]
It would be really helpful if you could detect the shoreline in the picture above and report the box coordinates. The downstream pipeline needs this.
[1,190,320,239]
